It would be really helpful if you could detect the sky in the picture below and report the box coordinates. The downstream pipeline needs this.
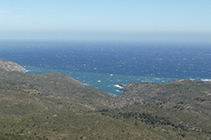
[0,0,211,42]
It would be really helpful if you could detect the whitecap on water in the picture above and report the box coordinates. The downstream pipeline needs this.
[201,79,211,81]
[114,84,123,89]
[83,83,90,86]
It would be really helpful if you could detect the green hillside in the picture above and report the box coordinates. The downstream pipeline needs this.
[1,67,211,139]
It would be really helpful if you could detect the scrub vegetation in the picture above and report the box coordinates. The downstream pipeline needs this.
[1,65,211,139]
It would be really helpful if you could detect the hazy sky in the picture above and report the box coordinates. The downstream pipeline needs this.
[0,0,211,42]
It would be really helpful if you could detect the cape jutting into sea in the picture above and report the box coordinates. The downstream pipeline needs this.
[0,41,211,96]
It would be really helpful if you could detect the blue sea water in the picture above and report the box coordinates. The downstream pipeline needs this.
[0,41,211,96]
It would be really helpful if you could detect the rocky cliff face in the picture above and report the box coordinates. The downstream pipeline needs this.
[0,60,26,73]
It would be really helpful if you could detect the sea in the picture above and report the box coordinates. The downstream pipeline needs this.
[0,41,211,96]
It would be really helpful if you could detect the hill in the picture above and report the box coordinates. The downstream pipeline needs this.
[0,69,178,140]
[1,61,211,139]
[0,60,26,73]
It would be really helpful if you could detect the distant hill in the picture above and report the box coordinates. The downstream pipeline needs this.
[0,69,120,110]
[0,60,26,73]
[1,61,211,139]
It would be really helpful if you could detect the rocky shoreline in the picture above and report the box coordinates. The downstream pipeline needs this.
[0,60,26,73]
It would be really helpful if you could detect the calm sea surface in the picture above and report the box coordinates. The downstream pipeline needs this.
[0,41,211,96]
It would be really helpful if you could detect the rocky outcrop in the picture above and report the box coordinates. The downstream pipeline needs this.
[0,60,26,73]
